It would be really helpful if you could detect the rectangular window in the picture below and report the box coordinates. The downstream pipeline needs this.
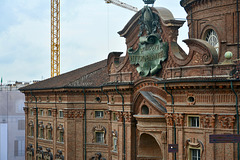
[48,129,52,140]
[14,140,25,156]
[188,116,199,127]
[113,137,117,151]
[30,126,34,136]
[40,110,44,116]
[30,109,34,116]
[18,120,25,130]
[59,131,64,142]
[39,128,44,139]
[96,132,104,143]
[113,113,117,121]
[48,110,52,116]
[59,110,63,118]
[95,111,104,118]
[190,148,201,160]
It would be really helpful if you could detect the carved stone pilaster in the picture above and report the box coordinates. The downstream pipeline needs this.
[123,112,133,123]
[116,112,123,122]
[218,115,235,129]
[165,113,173,126]
[173,113,184,126]
[23,107,29,114]
[161,131,167,144]
[200,114,216,128]
[104,110,111,120]
[33,108,37,116]
[52,108,57,117]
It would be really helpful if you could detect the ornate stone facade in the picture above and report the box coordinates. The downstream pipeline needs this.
[21,1,240,160]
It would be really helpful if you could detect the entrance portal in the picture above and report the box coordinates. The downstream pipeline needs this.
[138,133,162,160]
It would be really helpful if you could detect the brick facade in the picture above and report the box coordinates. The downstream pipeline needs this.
[21,1,240,160]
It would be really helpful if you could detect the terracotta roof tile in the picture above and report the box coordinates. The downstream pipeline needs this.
[20,59,108,91]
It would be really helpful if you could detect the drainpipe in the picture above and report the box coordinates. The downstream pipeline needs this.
[115,85,126,160]
[237,0,239,59]
[83,89,87,160]
[190,8,194,38]
[231,81,239,160]
[30,91,38,159]
[101,86,109,103]
[164,83,176,160]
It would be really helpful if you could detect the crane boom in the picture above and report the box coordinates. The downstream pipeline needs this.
[105,0,138,12]
[51,0,60,77]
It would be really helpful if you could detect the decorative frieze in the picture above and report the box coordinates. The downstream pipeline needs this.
[200,114,216,128]
[123,112,133,122]
[165,113,173,126]
[115,111,133,122]
[165,113,184,126]
[218,115,235,129]
[63,109,84,119]
[173,113,184,126]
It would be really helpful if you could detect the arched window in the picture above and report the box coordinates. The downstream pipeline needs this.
[141,105,149,115]
[204,29,219,54]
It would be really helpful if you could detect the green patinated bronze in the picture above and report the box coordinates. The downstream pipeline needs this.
[128,34,168,77]
[143,0,156,5]
[129,6,168,77]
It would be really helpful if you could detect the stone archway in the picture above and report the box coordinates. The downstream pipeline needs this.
[138,133,163,160]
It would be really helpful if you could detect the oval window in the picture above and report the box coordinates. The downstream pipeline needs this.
[141,105,149,115]
[187,96,195,103]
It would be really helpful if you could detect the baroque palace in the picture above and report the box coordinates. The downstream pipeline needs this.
[20,0,240,159]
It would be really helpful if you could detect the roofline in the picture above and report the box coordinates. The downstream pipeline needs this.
[156,78,240,84]
[19,82,134,92]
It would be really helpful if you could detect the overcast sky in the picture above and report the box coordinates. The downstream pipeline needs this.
[0,0,188,84]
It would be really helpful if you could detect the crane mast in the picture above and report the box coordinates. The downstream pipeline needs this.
[51,0,60,77]
[105,0,138,12]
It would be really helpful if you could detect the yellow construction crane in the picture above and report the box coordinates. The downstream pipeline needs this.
[105,0,138,12]
[51,0,60,77]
